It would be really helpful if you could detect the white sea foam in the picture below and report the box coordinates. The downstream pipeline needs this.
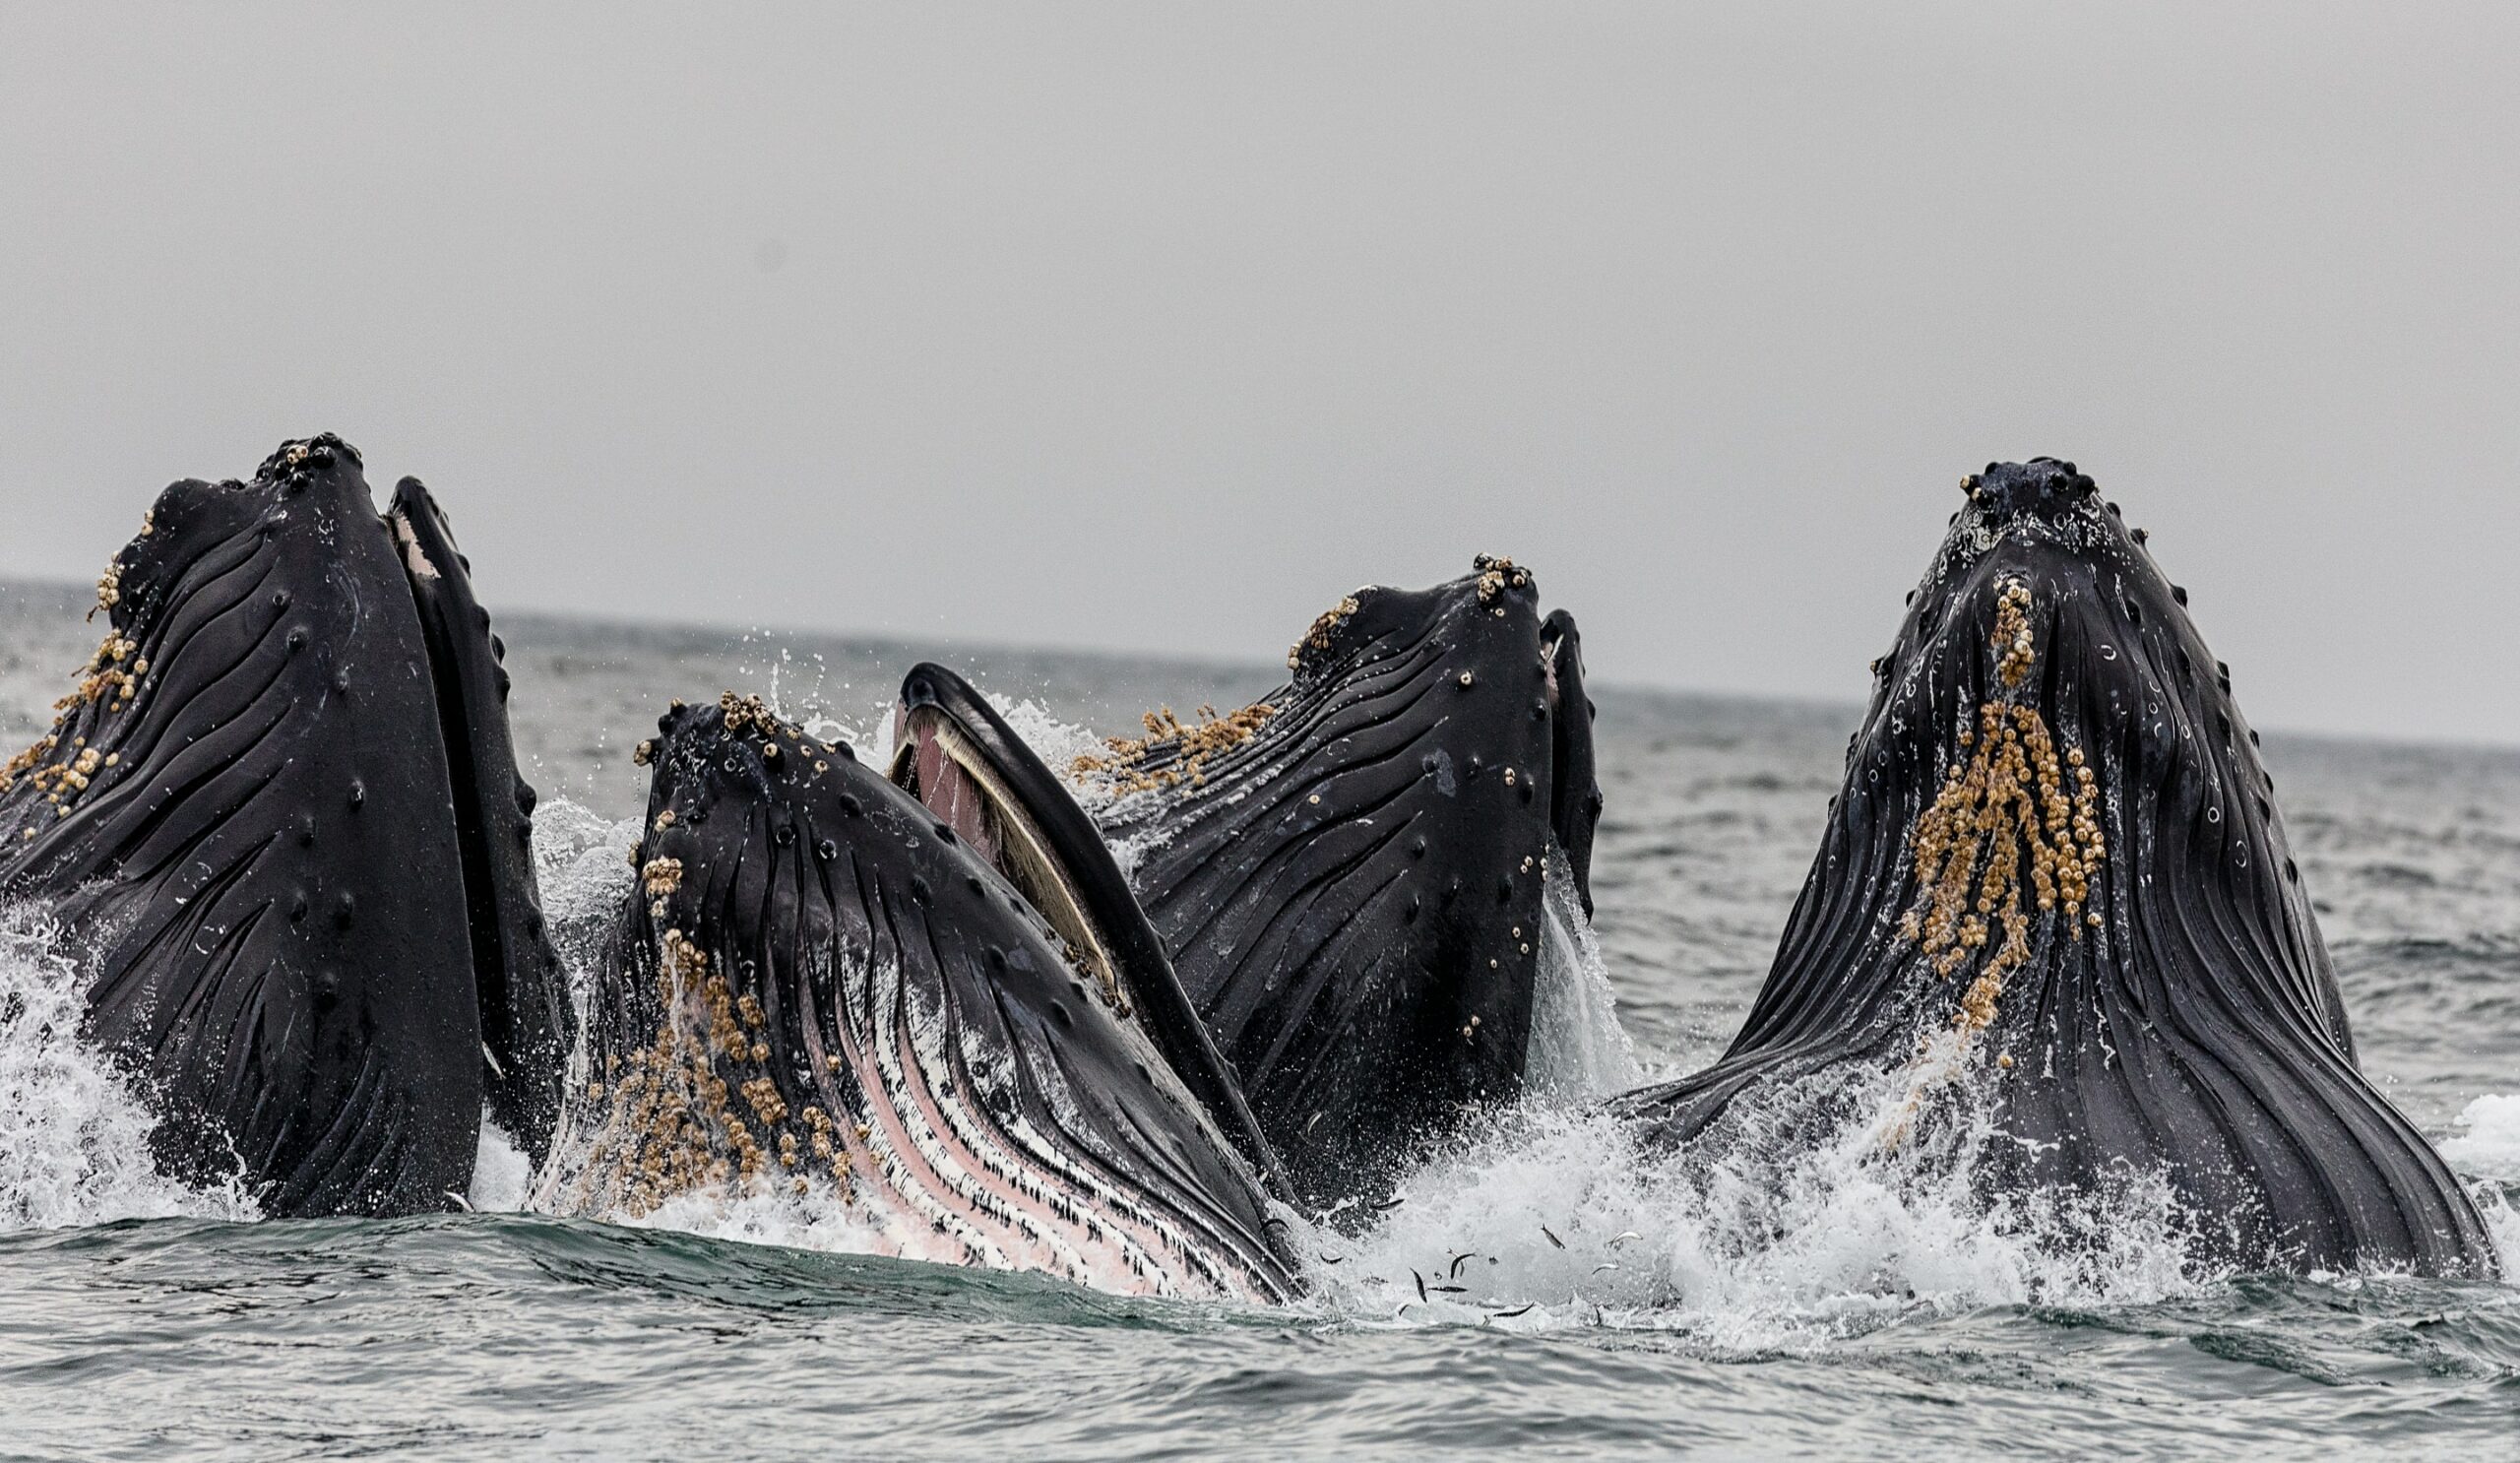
[2441,1095,2520,1277]
[1321,1064,2213,1347]
[2441,1094,2520,1183]
[468,1118,534,1213]
[2481,1189,2520,1278]
[986,692,1109,783]
[0,904,257,1229]
[622,1177,894,1256]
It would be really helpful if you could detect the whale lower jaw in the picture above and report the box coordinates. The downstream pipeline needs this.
[823,952,1282,1301]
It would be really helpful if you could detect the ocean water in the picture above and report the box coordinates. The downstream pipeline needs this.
[0,578,2515,1461]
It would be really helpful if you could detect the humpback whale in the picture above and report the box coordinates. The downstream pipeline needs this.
[1617,460,2497,1278]
[1080,558,1603,1210]
[0,436,572,1215]
[542,688,1300,1302]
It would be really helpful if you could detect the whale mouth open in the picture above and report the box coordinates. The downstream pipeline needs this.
[890,696,1120,1010]
[1618,457,2497,1279]
[548,691,1300,1302]
[1539,607,1602,919]
[886,665,1290,1197]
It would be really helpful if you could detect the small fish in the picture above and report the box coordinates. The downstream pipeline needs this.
[1542,1225,1565,1249]
[1319,1252,1346,1265]
[1448,1252,1478,1279]
[1488,1304,1537,1320]
[1607,1232,1643,1248]
[1413,1269,1428,1303]
[444,1190,475,1213]
[1429,1285,1468,1295]
[1591,1262,1620,1275]
[1373,1193,1411,1212]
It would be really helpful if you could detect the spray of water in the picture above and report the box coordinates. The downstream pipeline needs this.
[469,1120,535,1213]
[2443,1094,2520,1183]
[0,904,257,1228]
[1524,843,1639,1101]
[624,1176,894,1255]
[1320,1062,2216,1347]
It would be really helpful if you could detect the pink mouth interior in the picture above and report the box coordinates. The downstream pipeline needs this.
[893,707,1003,870]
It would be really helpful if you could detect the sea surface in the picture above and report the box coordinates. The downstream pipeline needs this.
[0,578,2514,1461]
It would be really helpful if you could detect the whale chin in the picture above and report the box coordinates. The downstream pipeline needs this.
[1618,459,2496,1280]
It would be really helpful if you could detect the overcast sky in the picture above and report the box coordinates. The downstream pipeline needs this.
[3,4,2514,743]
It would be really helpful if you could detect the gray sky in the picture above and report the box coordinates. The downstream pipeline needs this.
[4,3,2515,744]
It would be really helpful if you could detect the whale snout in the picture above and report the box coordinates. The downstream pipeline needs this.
[1964,458,2099,526]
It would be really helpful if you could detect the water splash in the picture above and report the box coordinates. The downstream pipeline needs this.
[0,904,257,1228]
[987,692,1109,780]
[469,1118,534,1213]
[1323,1064,2214,1348]
[1525,843,1638,1101]
[2444,1095,2520,1276]
[621,1177,894,1256]
[531,797,645,997]
[2442,1094,2520,1183]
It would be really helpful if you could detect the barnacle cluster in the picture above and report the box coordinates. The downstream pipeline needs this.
[1,617,152,828]
[89,556,124,621]
[1993,579,2037,688]
[1072,701,1275,796]
[641,856,684,920]
[3,627,149,829]
[3,736,119,835]
[1287,595,1361,671]
[1473,553,1529,606]
[719,691,779,737]
[1896,576,2107,1050]
[574,924,850,1215]
[58,631,147,714]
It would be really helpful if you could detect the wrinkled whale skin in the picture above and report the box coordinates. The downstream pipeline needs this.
[1619,460,2496,1278]
[1087,559,1602,1210]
